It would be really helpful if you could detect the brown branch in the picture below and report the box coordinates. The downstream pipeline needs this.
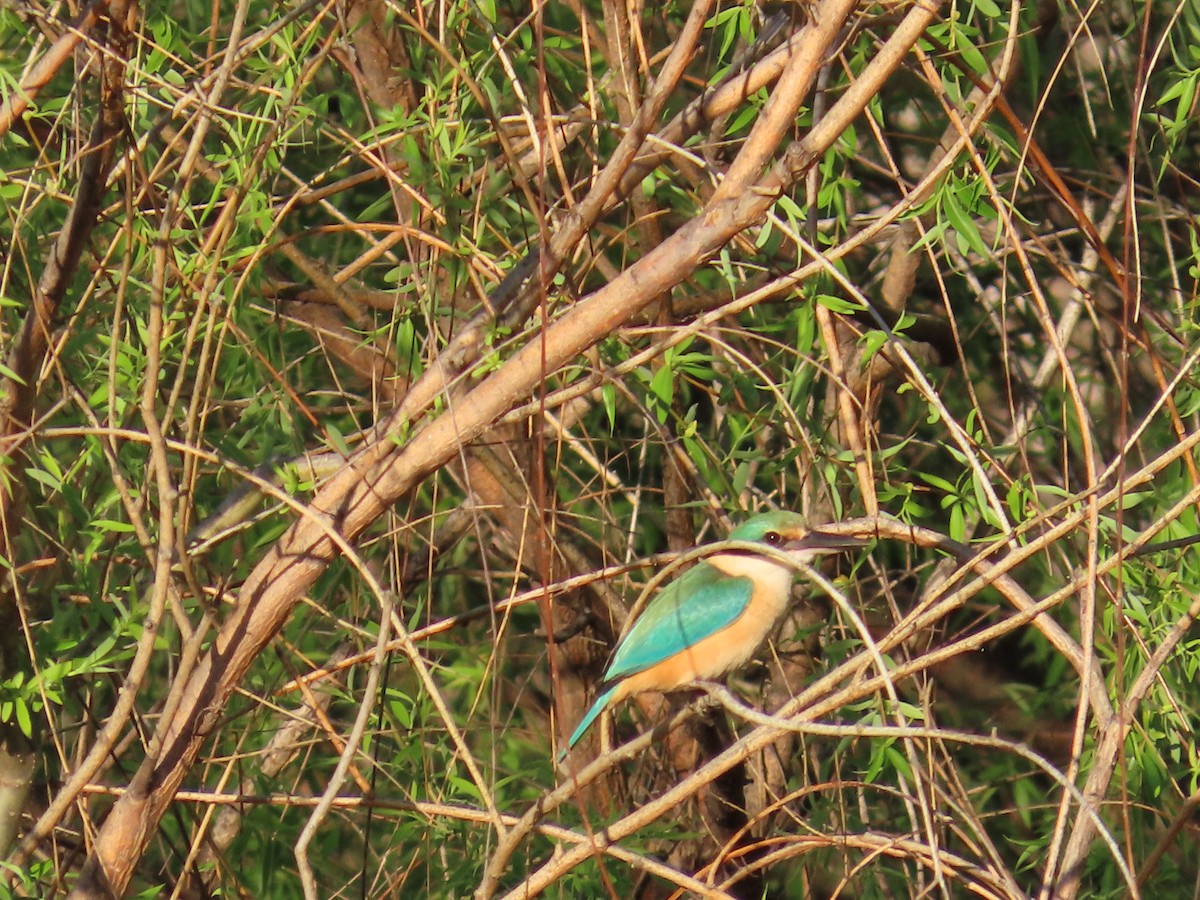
[0,0,110,141]
[0,0,133,859]
[0,15,128,490]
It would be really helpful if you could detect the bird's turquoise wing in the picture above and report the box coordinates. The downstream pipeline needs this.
[601,563,754,685]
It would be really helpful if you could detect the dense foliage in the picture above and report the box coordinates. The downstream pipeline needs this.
[0,0,1198,896]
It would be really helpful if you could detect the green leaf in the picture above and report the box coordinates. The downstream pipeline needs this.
[601,382,617,433]
[860,329,888,362]
[918,472,956,493]
[25,468,61,491]
[91,519,135,533]
[650,363,674,406]
[14,699,30,739]
[815,294,864,314]
[943,189,988,257]
[325,423,351,457]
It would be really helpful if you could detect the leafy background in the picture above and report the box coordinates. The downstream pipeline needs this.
[0,0,1198,897]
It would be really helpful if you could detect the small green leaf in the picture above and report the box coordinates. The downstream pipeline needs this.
[25,468,61,491]
[815,294,864,314]
[601,382,617,433]
[650,364,674,406]
[14,699,30,739]
[91,519,135,533]
[918,472,956,493]
[943,190,987,257]
[860,330,888,362]
[325,423,351,457]
[949,504,966,542]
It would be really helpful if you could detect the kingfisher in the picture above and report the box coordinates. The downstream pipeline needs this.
[563,510,865,754]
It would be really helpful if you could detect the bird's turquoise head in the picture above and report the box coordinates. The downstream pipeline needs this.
[728,511,866,559]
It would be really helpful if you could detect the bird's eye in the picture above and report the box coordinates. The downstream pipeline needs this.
[764,531,782,546]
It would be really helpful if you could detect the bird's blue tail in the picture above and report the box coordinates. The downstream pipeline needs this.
[558,685,619,761]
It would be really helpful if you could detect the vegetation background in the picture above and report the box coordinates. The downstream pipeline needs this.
[0,0,1198,896]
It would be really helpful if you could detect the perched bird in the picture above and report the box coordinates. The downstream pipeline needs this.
[564,510,865,753]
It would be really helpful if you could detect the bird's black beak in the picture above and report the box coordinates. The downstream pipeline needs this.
[784,531,870,554]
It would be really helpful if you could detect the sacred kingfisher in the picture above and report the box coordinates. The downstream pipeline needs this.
[564,510,865,753]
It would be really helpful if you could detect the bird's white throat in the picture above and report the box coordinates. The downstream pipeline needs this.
[705,552,796,597]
